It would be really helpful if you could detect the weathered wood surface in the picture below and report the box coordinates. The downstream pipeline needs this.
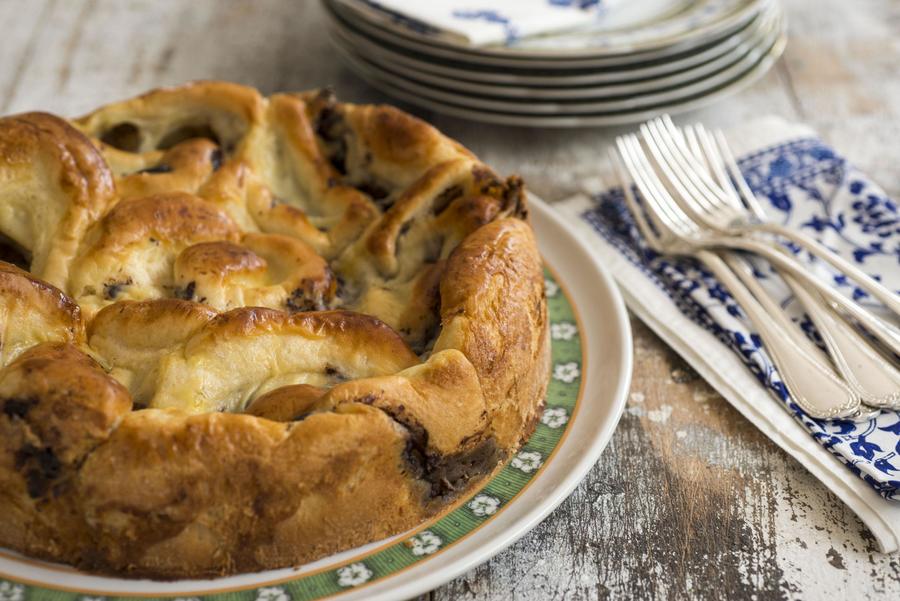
[0,0,898,598]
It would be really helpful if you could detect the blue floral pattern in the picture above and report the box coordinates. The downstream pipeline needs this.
[548,0,601,8]
[582,137,900,500]
[451,9,519,43]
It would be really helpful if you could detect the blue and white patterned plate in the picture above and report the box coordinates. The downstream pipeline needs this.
[582,135,900,500]
[327,7,771,91]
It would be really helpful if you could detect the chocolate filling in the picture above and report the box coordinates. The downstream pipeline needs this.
[136,163,173,175]
[174,281,196,301]
[503,175,527,218]
[356,397,503,502]
[14,443,61,499]
[210,147,223,171]
[0,236,29,270]
[412,317,442,357]
[1,397,38,419]
[324,365,347,382]
[404,429,503,502]
[103,277,133,300]
[357,181,391,208]
[314,95,350,176]
[100,122,141,152]
[432,185,463,215]
[327,144,347,175]
[285,289,322,312]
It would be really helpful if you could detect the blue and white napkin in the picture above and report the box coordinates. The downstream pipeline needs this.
[358,0,616,46]
[555,116,900,553]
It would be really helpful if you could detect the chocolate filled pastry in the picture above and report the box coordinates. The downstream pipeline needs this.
[0,81,549,578]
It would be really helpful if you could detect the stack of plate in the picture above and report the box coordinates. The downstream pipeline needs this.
[323,0,786,127]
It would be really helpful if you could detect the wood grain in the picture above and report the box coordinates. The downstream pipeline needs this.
[0,0,898,598]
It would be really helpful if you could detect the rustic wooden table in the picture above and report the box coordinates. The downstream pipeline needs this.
[1,0,898,598]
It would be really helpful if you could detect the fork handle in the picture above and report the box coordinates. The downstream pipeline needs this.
[727,252,899,411]
[757,222,900,317]
[712,235,900,358]
[787,274,900,410]
[697,249,861,420]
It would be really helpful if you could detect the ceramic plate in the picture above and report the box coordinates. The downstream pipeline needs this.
[330,6,778,100]
[333,17,783,115]
[329,0,765,60]
[0,196,633,601]
[326,6,768,89]
[323,0,776,71]
[324,0,764,70]
[337,32,786,127]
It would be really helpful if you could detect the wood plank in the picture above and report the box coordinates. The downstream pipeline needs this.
[434,319,900,600]
[0,0,54,113]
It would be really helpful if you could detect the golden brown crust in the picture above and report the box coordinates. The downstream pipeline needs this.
[0,113,115,287]
[87,299,218,404]
[75,404,427,578]
[436,219,550,449]
[0,343,132,562]
[245,383,327,421]
[0,81,548,578]
[0,262,85,365]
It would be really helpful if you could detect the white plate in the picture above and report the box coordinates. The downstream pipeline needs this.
[327,6,768,89]
[579,0,697,35]
[0,196,633,601]
[338,33,786,127]
[330,0,765,60]
[326,0,762,70]
[331,7,778,100]
[334,19,784,115]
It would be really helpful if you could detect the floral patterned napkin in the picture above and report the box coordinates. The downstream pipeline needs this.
[555,116,900,552]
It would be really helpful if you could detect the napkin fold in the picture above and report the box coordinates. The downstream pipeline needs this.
[359,0,613,46]
[555,116,900,553]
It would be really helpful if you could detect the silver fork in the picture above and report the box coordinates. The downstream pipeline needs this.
[678,124,900,410]
[633,119,900,359]
[646,114,900,317]
[612,136,863,421]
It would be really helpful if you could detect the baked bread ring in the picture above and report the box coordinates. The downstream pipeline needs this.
[0,81,548,578]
